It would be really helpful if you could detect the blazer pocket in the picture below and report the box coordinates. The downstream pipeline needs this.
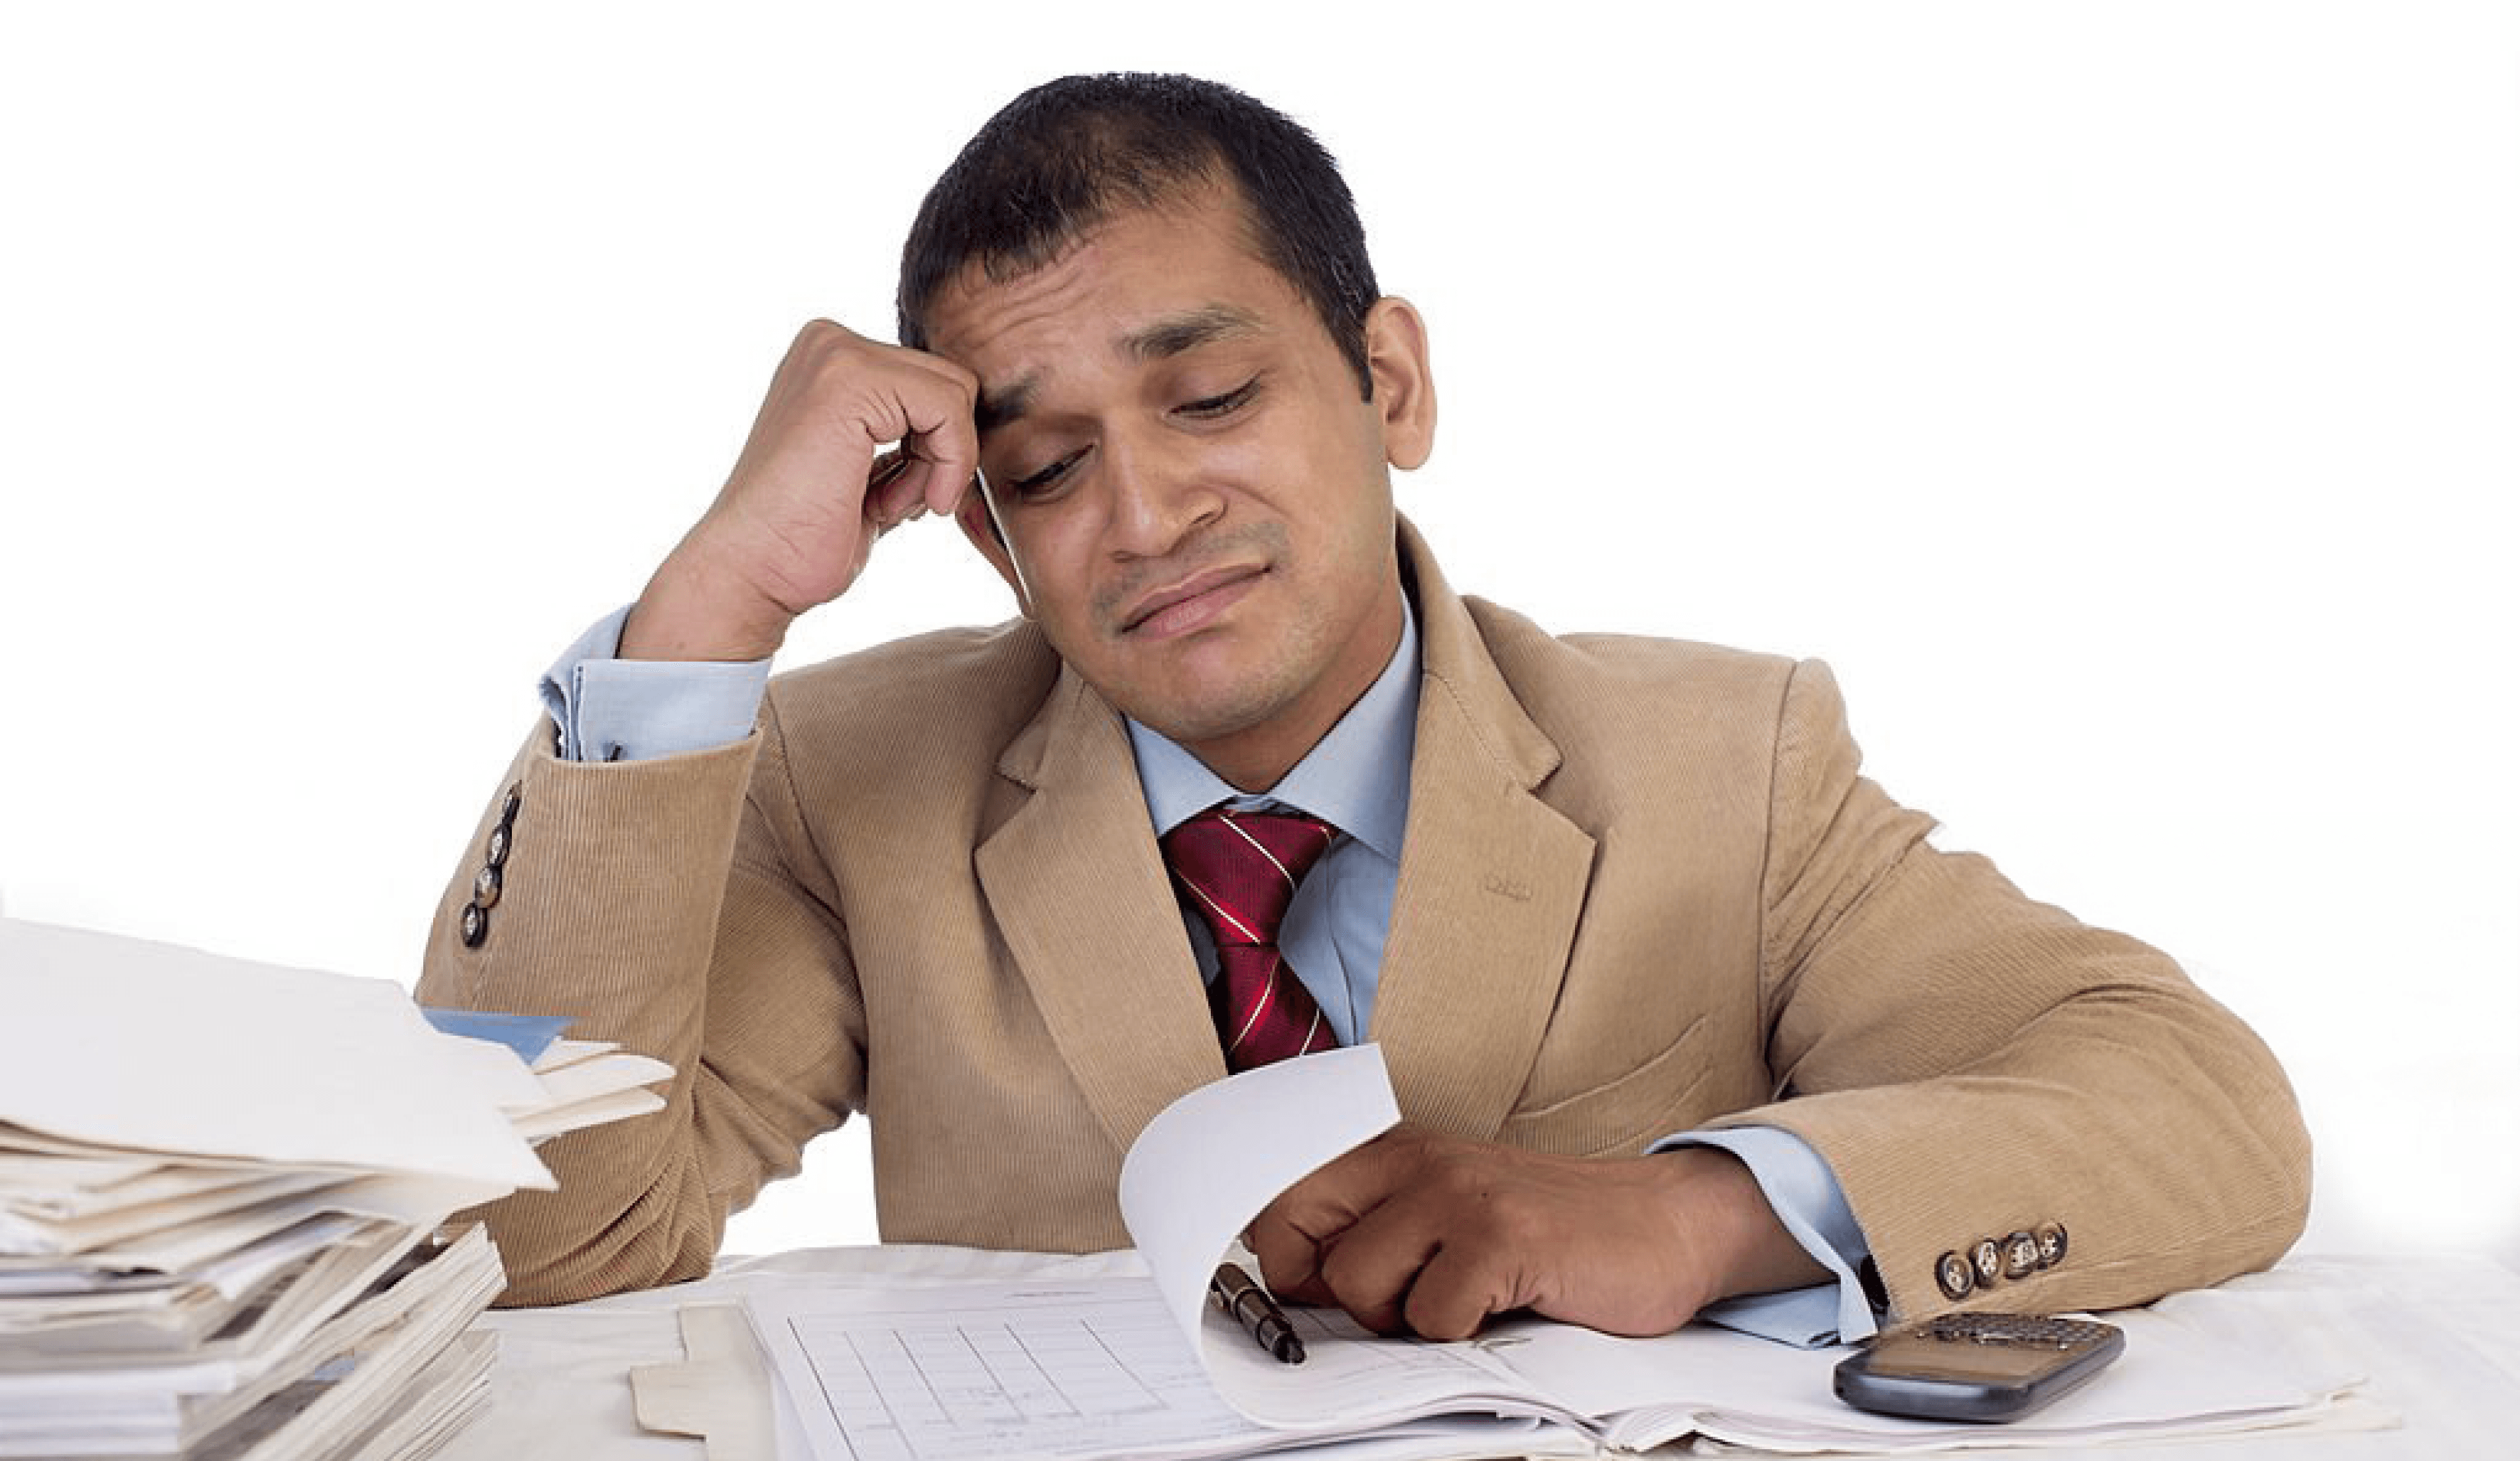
[1497,1015,1714,1158]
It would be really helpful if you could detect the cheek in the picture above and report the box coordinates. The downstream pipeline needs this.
[1010,510,1114,625]
[1209,417,1356,515]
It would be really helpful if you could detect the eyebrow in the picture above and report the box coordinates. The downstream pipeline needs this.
[975,304,1266,437]
[1124,303,1265,362]
[975,377,1036,437]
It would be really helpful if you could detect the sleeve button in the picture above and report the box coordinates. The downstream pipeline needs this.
[1936,1250,1977,1300]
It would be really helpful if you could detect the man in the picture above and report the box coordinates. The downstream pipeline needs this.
[419,74,2309,1344]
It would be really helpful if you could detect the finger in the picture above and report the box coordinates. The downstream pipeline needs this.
[1398,1241,1517,1342]
[911,429,980,520]
[893,456,973,526]
[860,449,927,532]
[866,448,913,494]
[889,366,981,519]
[1248,1137,1414,1305]
[1248,1196,1339,1307]
[1315,1196,1448,1336]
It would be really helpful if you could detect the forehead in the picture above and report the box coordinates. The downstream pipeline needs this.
[923,192,1314,413]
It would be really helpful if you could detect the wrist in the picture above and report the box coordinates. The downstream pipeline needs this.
[1656,1147,1829,1304]
[620,546,792,663]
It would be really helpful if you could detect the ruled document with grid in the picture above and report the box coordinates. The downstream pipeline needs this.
[742,1273,1557,1461]
[759,1279,1240,1461]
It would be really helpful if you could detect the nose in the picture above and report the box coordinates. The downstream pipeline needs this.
[1099,427,1223,559]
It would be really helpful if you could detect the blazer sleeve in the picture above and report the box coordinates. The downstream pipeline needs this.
[414,697,864,1306]
[1716,659,2311,1323]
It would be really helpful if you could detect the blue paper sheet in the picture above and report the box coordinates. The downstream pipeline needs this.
[421,1007,573,1065]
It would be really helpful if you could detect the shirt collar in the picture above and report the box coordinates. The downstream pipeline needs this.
[1126,594,1419,861]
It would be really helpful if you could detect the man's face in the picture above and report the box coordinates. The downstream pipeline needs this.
[926,186,1434,790]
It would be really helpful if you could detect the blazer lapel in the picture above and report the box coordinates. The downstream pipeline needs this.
[976,666,1228,1154]
[1372,523,1598,1138]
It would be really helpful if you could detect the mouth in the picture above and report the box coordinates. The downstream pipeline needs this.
[1119,562,1268,639]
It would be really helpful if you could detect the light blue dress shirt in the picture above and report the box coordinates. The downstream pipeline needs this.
[543,602,1881,1344]
[541,608,774,763]
[1120,604,1418,1049]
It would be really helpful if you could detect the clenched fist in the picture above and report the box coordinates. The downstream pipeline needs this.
[1246,1124,1827,1341]
[621,321,983,662]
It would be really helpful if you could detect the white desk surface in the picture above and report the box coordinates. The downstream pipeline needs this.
[448,1248,2520,1460]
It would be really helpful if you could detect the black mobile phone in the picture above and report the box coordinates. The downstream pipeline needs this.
[1834,1312,2125,1423]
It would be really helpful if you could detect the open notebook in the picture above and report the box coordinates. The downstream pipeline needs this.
[734,1048,2368,1461]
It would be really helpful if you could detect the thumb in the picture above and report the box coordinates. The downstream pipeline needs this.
[1245,1134,1411,1305]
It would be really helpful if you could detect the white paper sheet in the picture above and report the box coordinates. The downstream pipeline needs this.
[742,1277,1563,1461]
[512,1091,667,1145]
[1114,1044,1398,1349]
[0,1153,167,1206]
[746,1277,1262,1461]
[524,1049,673,1110]
[0,1167,345,1258]
[430,1029,552,1116]
[1476,1300,2347,1453]
[0,919,550,1193]
[530,1038,623,1073]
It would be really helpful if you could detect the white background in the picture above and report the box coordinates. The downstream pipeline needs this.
[5,3,2513,1271]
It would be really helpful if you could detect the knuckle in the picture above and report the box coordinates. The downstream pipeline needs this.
[1316,1239,1371,1298]
[1425,1156,1488,1202]
[1247,1221,1304,1270]
[796,318,854,359]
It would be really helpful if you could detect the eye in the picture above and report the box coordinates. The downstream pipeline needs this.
[1008,448,1085,499]
[1178,377,1260,419]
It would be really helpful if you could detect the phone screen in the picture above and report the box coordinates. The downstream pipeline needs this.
[1857,1332,2086,1384]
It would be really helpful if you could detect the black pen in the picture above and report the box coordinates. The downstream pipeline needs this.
[1210,1262,1305,1364]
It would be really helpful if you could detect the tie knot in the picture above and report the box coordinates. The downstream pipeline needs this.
[1161,807,1337,947]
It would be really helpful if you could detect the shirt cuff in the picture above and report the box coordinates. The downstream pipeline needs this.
[1652,1124,1882,1345]
[539,606,772,763]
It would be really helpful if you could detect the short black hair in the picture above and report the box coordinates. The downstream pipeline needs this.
[896,73,1380,397]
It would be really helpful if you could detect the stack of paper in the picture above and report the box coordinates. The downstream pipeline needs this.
[0,918,671,1460]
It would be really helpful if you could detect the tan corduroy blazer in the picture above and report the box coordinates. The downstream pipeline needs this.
[419,521,2309,1319]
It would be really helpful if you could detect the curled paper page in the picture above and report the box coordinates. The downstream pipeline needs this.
[1115,1043,1400,1351]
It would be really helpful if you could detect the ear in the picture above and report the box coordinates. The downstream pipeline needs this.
[955,491,1033,617]
[1364,297,1437,471]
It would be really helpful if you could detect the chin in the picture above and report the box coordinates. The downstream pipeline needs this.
[1118,669,1297,750]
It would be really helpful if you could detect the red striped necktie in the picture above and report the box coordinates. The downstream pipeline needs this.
[1161,806,1341,1070]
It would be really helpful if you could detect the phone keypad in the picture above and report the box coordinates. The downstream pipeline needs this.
[1919,1313,2114,1349]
